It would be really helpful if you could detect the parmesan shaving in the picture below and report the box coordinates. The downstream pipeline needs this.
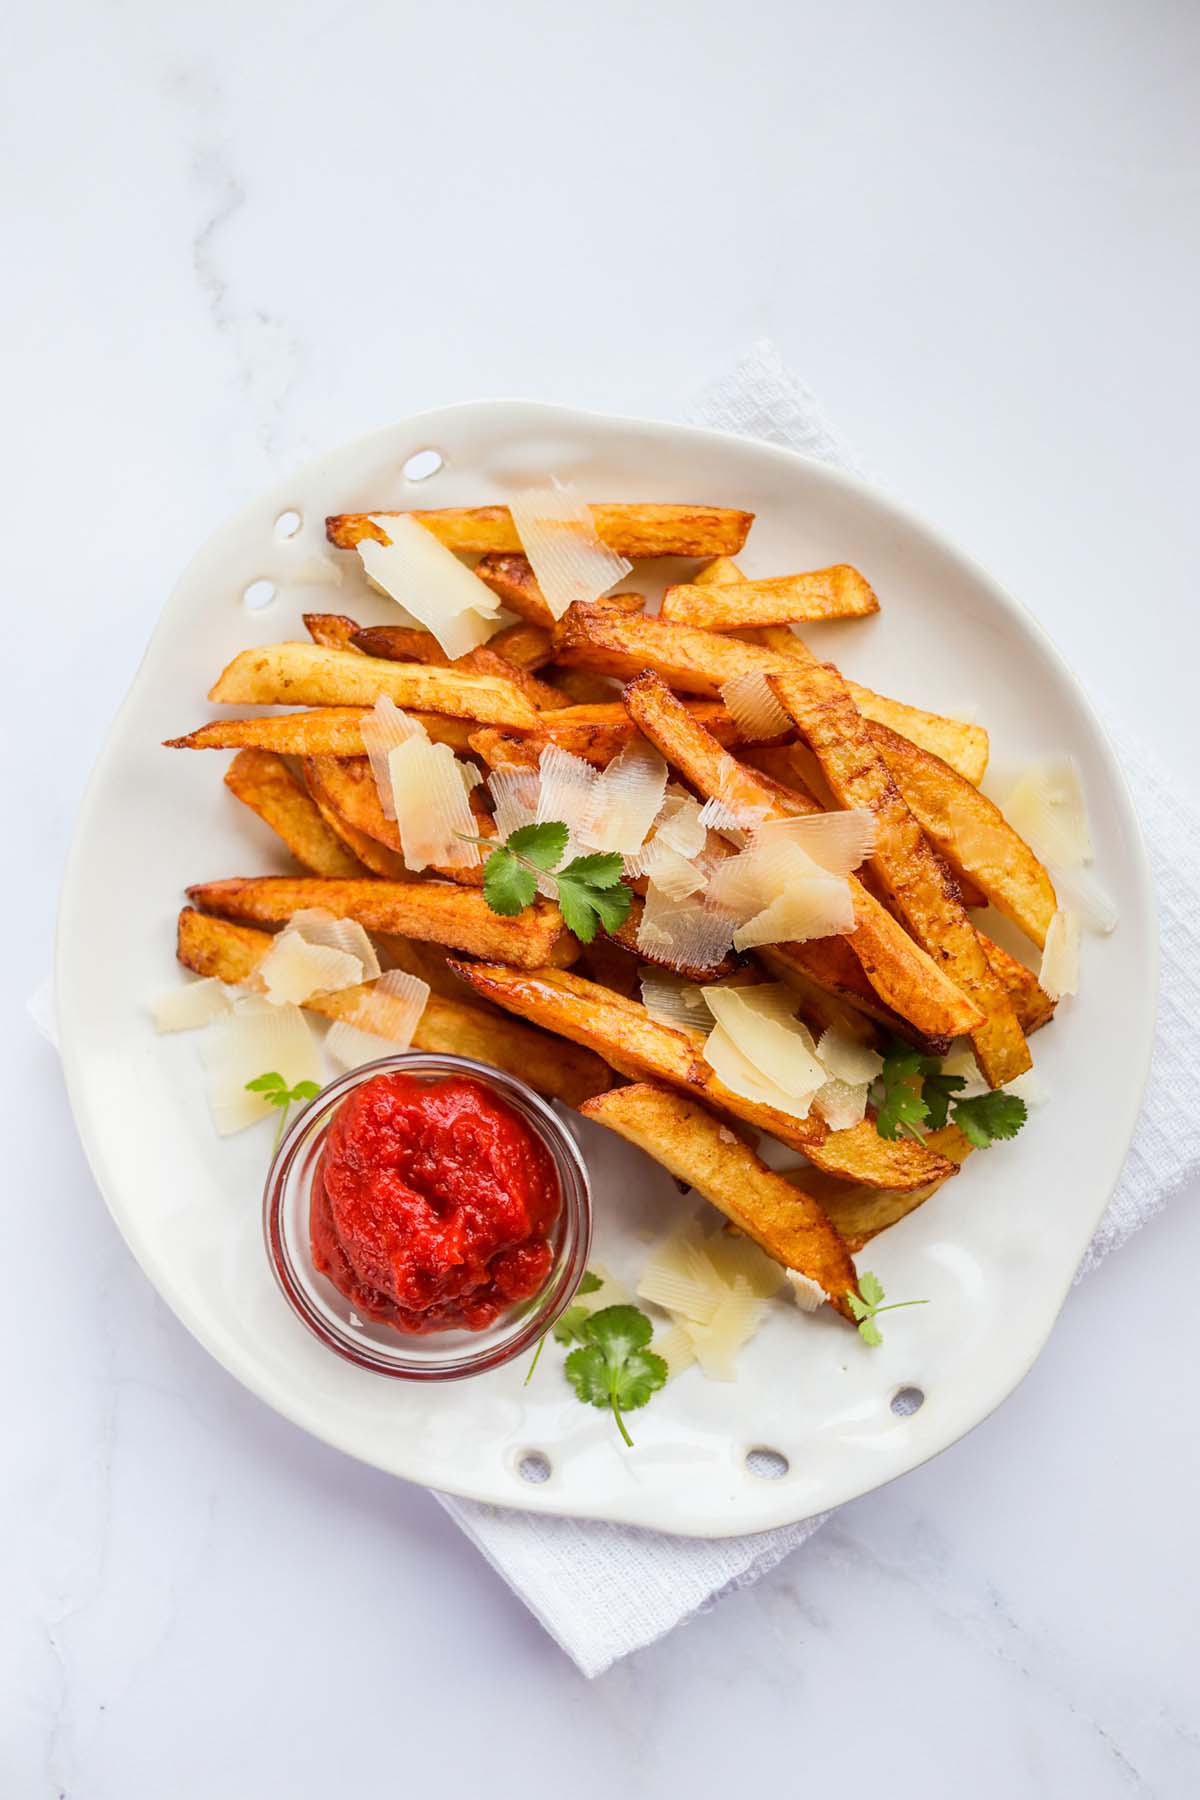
[731,880,855,950]
[488,766,539,841]
[581,737,668,854]
[695,753,772,839]
[257,935,365,1006]
[703,1231,788,1298]
[508,481,632,620]
[702,1022,816,1116]
[201,996,321,1135]
[324,970,431,1068]
[151,978,232,1034]
[707,823,858,948]
[720,670,792,741]
[786,1270,825,1313]
[762,811,876,878]
[1039,908,1080,1000]
[360,697,427,820]
[638,970,711,1036]
[640,847,704,900]
[637,1264,719,1326]
[389,737,481,872]
[816,1027,884,1087]
[1003,758,1093,868]
[701,985,825,1101]
[940,1043,989,1097]
[812,1076,870,1130]
[289,553,344,588]
[284,910,381,981]
[652,1322,697,1380]
[1046,862,1119,935]
[636,883,739,974]
[682,1284,769,1382]
[536,743,598,863]
[653,793,708,860]
[359,514,501,660]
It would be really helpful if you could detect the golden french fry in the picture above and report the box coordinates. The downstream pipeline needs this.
[579,1083,860,1316]
[327,504,754,558]
[796,1125,976,1252]
[186,876,570,968]
[303,612,362,650]
[297,761,412,880]
[487,621,557,670]
[623,672,986,1042]
[662,566,879,628]
[208,643,540,729]
[300,755,491,887]
[447,962,957,1190]
[223,749,366,877]
[468,552,649,628]
[692,556,745,587]
[174,909,608,1106]
[768,663,1029,1086]
[978,932,1056,1035]
[349,626,569,712]
[165,708,476,756]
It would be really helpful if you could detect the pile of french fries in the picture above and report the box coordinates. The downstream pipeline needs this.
[167,501,1060,1318]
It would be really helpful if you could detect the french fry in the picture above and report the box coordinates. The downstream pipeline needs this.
[662,566,879,628]
[350,626,569,711]
[487,621,557,671]
[554,606,988,782]
[795,1125,976,1252]
[469,701,751,771]
[223,749,366,877]
[579,1083,859,1315]
[369,931,496,1004]
[575,934,641,999]
[979,932,1057,1035]
[447,962,958,1190]
[300,755,491,886]
[303,612,362,651]
[541,667,623,705]
[327,505,755,558]
[164,708,476,756]
[174,909,608,1106]
[692,556,746,587]
[297,762,412,880]
[768,663,1030,1086]
[469,552,649,628]
[869,724,1057,948]
[208,643,540,730]
[623,673,986,1042]
[186,877,571,968]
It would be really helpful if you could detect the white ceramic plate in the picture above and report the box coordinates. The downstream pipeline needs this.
[57,402,1156,1537]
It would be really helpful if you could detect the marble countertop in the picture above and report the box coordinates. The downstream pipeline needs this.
[4,1,1199,1793]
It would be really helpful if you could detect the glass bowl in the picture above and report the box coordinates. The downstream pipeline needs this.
[263,1053,592,1380]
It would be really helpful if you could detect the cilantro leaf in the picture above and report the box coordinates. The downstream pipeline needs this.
[246,1071,287,1097]
[557,851,626,889]
[507,821,569,872]
[552,1305,592,1346]
[555,868,633,944]
[872,1039,933,1142]
[245,1071,323,1150]
[482,846,538,916]
[951,1090,1028,1149]
[578,1271,603,1295]
[562,1303,667,1446]
[845,1271,929,1347]
[922,1071,966,1131]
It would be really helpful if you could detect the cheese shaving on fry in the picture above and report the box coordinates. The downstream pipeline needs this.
[638,970,711,1036]
[360,697,427,820]
[257,935,364,1006]
[701,985,826,1102]
[488,766,539,840]
[508,481,632,620]
[816,1027,884,1087]
[324,970,431,1068]
[636,883,739,973]
[581,737,668,854]
[811,1076,870,1129]
[1039,908,1080,1000]
[720,670,792,741]
[151,978,232,1034]
[201,996,321,1135]
[389,737,482,873]
[786,1271,825,1312]
[359,514,501,660]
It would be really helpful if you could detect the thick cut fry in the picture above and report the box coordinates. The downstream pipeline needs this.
[470,702,751,771]
[554,606,988,782]
[575,934,641,998]
[470,552,649,628]
[298,762,412,879]
[301,756,490,886]
[223,749,366,877]
[487,621,556,671]
[662,566,879,628]
[208,643,540,730]
[541,666,623,705]
[768,664,1029,1086]
[979,932,1057,1034]
[350,627,569,711]
[174,909,608,1106]
[447,963,956,1190]
[303,612,362,650]
[796,1125,976,1252]
[869,724,1057,948]
[579,1084,859,1316]
[165,708,475,756]
[368,931,493,1004]
[186,877,569,968]
[328,505,754,558]
[623,673,985,1042]
[692,556,746,587]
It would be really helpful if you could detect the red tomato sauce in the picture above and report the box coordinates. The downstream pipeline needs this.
[310,1071,561,1334]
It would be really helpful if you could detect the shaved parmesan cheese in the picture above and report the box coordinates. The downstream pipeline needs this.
[389,737,481,872]
[1039,908,1080,1000]
[682,1284,769,1381]
[653,794,708,860]
[696,753,772,840]
[720,670,791,741]
[358,514,501,660]
[536,743,597,860]
[816,1027,884,1087]
[731,880,855,950]
[508,481,632,620]
[812,1076,870,1130]
[576,1264,634,1312]
[257,935,365,1006]
[703,1230,789,1298]
[360,697,427,820]
[459,761,484,794]
[702,1022,816,1116]
[1046,862,1119,935]
[652,1321,697,1380]
[638,846,704,900]
[624,794,708,889]
[707,822,858,949]
[151,978,231,1034]
[637,1263,719,1326]
[701,985,825,1101]
[582,737,668,854]
[638,970,711,1036]
[324,970,431,1068]
[766,811,876,877]
[636,882,739,974]
[1003,758,1092,868]
[201,997,321,1135]
[488,765,539,841]
[285,910,381,980]
[786,1270,825,1312]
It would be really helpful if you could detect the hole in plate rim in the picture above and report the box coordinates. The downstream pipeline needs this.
[402,448,445,483]
[890,1385,925,1417]
[744,1446,790,1480]
[274,508,303,540]
[242,577,277,613]
[517,1449,552,1485]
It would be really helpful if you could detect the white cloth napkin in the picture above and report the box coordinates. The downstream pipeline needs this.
[434,341,1200,1675]
[36,344,1199,1678]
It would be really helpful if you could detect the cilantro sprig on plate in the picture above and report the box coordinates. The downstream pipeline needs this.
[460,820,633,944]
[845,1271,929,1346]
[245,1071,322,1148]
[563,1305,668,1447]
[872,1040,1027,1149]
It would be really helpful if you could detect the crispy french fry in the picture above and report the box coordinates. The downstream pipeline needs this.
[447,962,957,1190]
[186,877,570,968]
[165,708,475,757]
[469,701,751,771]
[208,643,540,730]
[350,626,569,711]
[303,612,362,650]
[662,566,879,628]
[174,909,608,1105]
[692,556,746,587]
[768,663,1029,1086]
[541,666,623,705]
[979,932,1056,1034]
[553,606,988,782]
[297,761,412,880]
[575,934,641,998]
[487,621,556,670]
[623,673,986,1042]
[579,1083,859,1315]
[223,749,366,877]
[328,505,754,558]
[368,931,495,1004]
[300,755,490,886]
[869,724,1057,948]
[795,1125,976,1252]
[469,551,649,628]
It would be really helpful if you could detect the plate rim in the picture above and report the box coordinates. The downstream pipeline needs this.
[55,397,1159,1536]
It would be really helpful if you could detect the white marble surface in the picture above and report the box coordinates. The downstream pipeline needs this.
[4,0,1199,1792]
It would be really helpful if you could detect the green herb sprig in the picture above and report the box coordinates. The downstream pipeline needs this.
[846,1271,929,1346]
[460,821,633,944]
[872,1039,1027,1150]
[563,1305,667,1447]
[245,1071,322,1149]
